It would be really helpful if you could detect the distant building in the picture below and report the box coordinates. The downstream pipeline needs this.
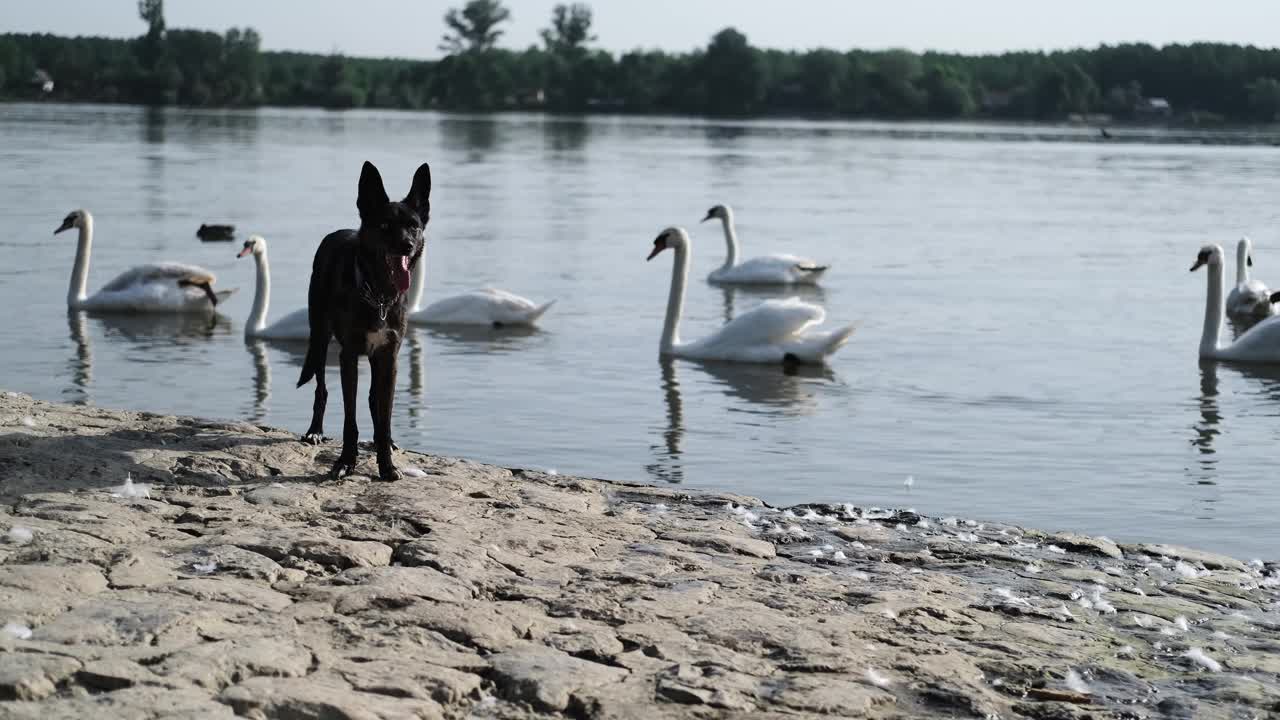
[981,90,1013,112]
[506,88,545,107]
[1136,97,1172,118]
[31,69,54,94]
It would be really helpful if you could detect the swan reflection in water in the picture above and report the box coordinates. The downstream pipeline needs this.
[1192,359,1221,464]
[66,310,230,402]
[245,328,433,428]
[645,357,837,485]
[1191,359,1280,490]
[718,285,827,325]
[645,360,685,484]
[422,324,543,352]
[65,311,92,404]
[247,340,272,423]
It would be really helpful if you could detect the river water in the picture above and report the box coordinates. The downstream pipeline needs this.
[3,102,1279,559]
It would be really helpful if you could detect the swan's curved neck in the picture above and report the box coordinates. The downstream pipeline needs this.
[407,246,427,313]
[247,250,271,336]
[68,215,93,308]
[1202,261,1225,358]
[716,212,739,270]
[661,242,689,354]
[1236,241,1250,285]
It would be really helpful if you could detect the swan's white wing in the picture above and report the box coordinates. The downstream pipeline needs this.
[86,262,227,313]
[777,325,857,363]
[699,297,825,349]
[260,308,312,341]
[1222,314,1280,361]
[412,288,551,326]
[99,262,217,292]
[710,254,826,284]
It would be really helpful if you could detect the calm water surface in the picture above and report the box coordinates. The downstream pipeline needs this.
[3,103,1279,558]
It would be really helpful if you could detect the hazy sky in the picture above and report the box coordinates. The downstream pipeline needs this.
[8,1,1280,58]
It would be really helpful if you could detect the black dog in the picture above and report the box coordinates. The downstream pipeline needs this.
[297,161,430,481]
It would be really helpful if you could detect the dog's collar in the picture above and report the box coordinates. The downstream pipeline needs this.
[353,255,403,322]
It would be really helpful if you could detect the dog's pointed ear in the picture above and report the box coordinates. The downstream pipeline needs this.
[357,161,389,220]
[404,163,431,225]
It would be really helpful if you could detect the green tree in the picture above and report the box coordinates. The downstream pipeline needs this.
[1247,77,1280,122]
[318,53,362,108]
[797,50,848,113]
[541,4,595,56]
[1104,80,1144,118]
[440,0,511,54]
[921,66,974,117]
[222,27,262,104]
[867,50,925,116]
[1063,63,1099,114]
[19,17,1280,122]
[541,4,599,109]
[701,28,765,115]
[136,0,165,68]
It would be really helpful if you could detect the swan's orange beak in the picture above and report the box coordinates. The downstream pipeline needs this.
[237,246,252,258]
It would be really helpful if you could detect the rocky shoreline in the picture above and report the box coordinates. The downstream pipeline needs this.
[0,391,1278,719]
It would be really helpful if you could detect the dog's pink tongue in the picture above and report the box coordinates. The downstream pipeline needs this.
[393,256,411,294]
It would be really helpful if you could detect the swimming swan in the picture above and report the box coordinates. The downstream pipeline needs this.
[1226,237,1275,321]
[237,235,311,341]
[1192,244,1280,363]
[647,226,852,364]
[702,204,828,285]
[55,209,233,313]
[405,250,553,328]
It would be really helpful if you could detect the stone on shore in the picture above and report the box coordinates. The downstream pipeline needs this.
[2,392,1279,718]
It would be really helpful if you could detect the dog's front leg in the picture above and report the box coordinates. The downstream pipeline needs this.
[369,345,400,482]
[330,348,360,478]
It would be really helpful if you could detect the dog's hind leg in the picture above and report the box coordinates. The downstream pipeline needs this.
[299,330,330,444]
[298,266,332,443]
[330,348,360,478]
[303,369,328,444]
[368,347,400,481]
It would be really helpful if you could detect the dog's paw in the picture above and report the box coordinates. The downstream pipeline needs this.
[302,432,329,446]
[329,458,357,479]
[376,457,401,482]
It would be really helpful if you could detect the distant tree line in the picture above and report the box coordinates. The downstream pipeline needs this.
[5,0,1280,123]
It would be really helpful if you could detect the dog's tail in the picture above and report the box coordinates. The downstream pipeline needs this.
[296,326,328,389]
[297,254,331,389]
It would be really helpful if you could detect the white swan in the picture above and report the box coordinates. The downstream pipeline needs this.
[1225,237,1275,320]
[1191,244,1280,363]
[55,209,233,313]
[237,235,311,341]
[702,204,828,285]
[648,227,853,364]
[405,251,553,327]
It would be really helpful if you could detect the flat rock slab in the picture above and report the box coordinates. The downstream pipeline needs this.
[1,392,1279,718]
